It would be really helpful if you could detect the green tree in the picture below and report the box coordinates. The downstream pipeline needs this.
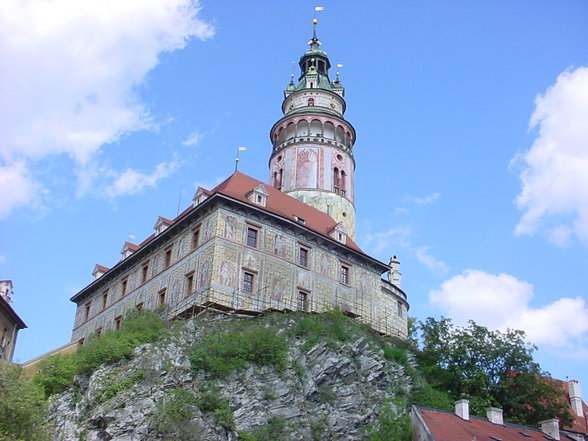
[416,317,572,426]
[33,352,76,397]
[0,363,49,441]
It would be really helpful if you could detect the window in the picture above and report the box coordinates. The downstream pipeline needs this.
[121,277,128,297]
[299,247,309,268]
[84,302,91,321]
[158,288,167,307]
[141,262,149,283]
[307,97,315,106]
[114,315,122,330]
[340,264,350,285]
[102,290,108,310]
[298,290,309,312]
[243,272,254,293]
[246,227,258,248]
[397,301,403,317]
[164,246,173,268]
[191,226,201,250]
[185,272,195,297]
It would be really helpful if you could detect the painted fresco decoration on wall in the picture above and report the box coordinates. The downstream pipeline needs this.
[224,215,236,240]
[219,260,235,287]
[296,147,318,188]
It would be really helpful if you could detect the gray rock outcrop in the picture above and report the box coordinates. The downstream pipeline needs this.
[47,314,411,441]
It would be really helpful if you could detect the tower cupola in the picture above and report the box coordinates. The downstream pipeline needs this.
[269,19,357,238]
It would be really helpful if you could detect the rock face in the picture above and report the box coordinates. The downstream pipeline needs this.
[47,314,411,441]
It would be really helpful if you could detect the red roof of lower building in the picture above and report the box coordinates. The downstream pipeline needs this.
[415,407,552,441]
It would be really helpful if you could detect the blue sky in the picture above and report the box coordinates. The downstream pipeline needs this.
[1,1,587,395]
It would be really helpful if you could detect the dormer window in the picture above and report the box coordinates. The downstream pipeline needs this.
[154,217,172,235]
[92,264,109,280]
[121,242,138,260]
[192,187,209,206]
[247,184,268,207]
[328,223,347,244]
[294,216,305,225]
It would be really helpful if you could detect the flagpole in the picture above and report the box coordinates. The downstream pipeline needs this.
[234,146,247,172]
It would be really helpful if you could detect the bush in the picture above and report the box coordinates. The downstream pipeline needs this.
[382,346,408,365]
[196,385,234,430]
[365,398,411,441]
[190,326,287,377]
[291,310,355,350]
[33,352,76,397]
[0,363,49,441]
[410,382,454,410]
[76,309,167,375]
[239,415,288,441]
[152,388,204,441]
[96,370,145,404]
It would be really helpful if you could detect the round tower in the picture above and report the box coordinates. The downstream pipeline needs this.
[269,19,357,238]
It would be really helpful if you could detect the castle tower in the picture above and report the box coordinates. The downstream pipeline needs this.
[269,19,357,238]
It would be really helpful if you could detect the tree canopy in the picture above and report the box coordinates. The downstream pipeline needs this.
[414,317,573,427]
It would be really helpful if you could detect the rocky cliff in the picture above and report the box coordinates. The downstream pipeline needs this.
[46,312,412,441]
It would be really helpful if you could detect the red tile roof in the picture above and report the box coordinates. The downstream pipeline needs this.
[415,407,551,441]
[208,172,365,253]
[122,241,139,252]
[93,264,110,273]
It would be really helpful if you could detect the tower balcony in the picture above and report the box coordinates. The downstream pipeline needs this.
[272,136,353,156]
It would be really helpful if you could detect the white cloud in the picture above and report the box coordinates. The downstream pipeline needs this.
[415,246,449,275]
[513,66,588,246]
[182,131,204,147]
[0,160,41,220]
[105,161,179,198]
[0,0,214,218]
[429,269,588,351]
[362,226,412,255]
[408,192,441,205]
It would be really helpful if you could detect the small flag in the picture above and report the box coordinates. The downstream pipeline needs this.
[314,6,325,11]
[238,146,247,151]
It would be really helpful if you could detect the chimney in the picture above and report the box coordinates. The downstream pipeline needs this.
[486,407,504,425]
[569,380,584,417]
[455,399,470,421]
[540,419,560,440]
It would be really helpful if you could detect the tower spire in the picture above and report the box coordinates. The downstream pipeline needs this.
[268,20,357,238]
[309,18,321,50]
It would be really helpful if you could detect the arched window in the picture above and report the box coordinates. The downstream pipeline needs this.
[333,167,340,193]
[297,120,309,137]
[335,126,345,143]
[307,97,315,106]
[277,168,283,190]
[310,120,322,136]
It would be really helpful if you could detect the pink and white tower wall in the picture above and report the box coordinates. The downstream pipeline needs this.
[269,19,357,238]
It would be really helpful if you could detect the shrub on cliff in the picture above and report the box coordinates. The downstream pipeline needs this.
[75,309,168,376]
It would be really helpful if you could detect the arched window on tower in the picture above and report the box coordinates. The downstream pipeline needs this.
[277,168,283,190]
[333,167,346,196]
[333,167,340,194]
[307,98,315,106]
